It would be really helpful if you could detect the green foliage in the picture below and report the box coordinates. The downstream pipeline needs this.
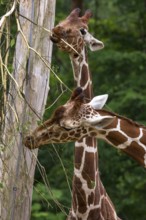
[31,183,66,220]
[0,0,17,123]
[32,144,74,220]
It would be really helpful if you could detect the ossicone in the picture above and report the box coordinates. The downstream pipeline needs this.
[70,87,84,103]
[81,9,92,23]
[67,8,81,20]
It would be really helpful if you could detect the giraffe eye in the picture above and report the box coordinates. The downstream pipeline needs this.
[80,28,87,35]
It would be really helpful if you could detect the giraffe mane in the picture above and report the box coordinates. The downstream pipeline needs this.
[98,109,146,130]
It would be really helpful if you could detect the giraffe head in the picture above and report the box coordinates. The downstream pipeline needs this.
[50,8,104,56]
[59,87,114,130]
[24,88,114,149]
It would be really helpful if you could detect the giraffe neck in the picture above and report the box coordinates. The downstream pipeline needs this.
[68,137,119,220]
[68,49,119,220]
[70,47,93,100]
[98,110,146,167]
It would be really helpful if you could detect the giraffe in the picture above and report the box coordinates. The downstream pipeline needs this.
[50,8,120,220]
[51,8,120,220]
[24,87,146,167]
[50,8,121,219]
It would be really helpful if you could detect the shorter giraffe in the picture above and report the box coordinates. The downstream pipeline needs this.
[24,87,146,167]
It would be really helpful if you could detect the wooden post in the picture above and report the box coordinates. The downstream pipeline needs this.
[0,0,56,219]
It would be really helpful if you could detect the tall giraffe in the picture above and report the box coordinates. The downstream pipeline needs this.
[50,9,120,220]
[25,87,146,167]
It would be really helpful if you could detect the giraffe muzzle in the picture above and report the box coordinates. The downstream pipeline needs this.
[24,135,37,149]
[50,35,60,43]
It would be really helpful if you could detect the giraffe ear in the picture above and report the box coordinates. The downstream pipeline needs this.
[85,116,115,128]
[89,38,104,51]
[89,94,108,109]
[83,31,104,51]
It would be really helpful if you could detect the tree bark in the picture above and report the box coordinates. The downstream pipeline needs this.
[0,0,56,219]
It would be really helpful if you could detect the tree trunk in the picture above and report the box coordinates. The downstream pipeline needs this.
[0,0,56,219]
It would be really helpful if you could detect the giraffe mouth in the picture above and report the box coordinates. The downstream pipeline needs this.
[60,125,74,131]
[50,35,60,43]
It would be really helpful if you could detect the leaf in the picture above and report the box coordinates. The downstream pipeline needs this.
[0,183,3,189]
[10,39,15,47]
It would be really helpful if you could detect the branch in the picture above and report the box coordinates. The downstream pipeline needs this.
[0,1,17,29]
[18,13,79,57]
[16,14,72,92]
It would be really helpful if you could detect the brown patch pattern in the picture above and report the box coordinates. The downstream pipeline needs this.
[87,208,101,220]
[80,65,89,88]
[105,117,118,129]
[74,147,84,169]
[120,119,140,138]
[106,131,127,146]
[90,131,97,137]
[86,136,95,147]
[82,152,96,185]
[123,141,145,166]
[60,133,68,140]
[88,192,94,205]
[75,132,82,138]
